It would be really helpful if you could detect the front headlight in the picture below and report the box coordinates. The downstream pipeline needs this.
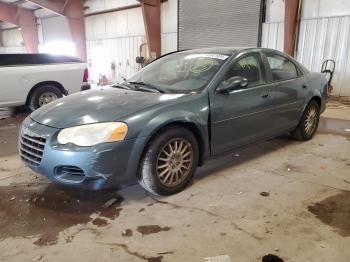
[57,122,128,147]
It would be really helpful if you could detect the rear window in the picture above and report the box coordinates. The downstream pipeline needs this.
[0,54,82,67]
[265,53,299,81]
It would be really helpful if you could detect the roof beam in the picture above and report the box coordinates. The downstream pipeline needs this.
[0,2,39,53]
[138,0,161,58]
[27,0,86,61]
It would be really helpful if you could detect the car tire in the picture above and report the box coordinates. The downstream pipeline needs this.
[138,126,199,196]
[28,84,63,111]
[292,100,320,141]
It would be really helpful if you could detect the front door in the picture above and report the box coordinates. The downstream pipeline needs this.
[210,52,277,155]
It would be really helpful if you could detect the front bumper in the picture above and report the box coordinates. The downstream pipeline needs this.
[19,117,147,190]
[81,83,91,91]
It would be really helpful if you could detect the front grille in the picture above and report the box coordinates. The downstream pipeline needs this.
[56,166,85,177]
[20,133,46,166]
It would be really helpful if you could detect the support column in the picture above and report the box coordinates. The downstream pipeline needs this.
[284,0,300,57]
[28,0,87,61]
[0,29,3,46]
[0,2,39,53]
[138,0,161,58]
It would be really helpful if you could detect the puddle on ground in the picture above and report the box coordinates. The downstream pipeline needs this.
[318,117,350,139]
[308,191,350,237]
[0,184,123,246]
[137,225,171,236]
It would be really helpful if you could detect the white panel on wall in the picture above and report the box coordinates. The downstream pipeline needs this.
[297,16,350,97]
[41,16,71,43]
[85,0,178,82]
[261,22,284,51]
[0,46,26,54]
[161,32,177,55]
[265,0,284,23]
[161,0,178,54]
[86,36,145,83]
[303,0,350,19]
[85,0,139,14]
[127,8,146,36]
[263,17,350,97]
[2,29,23,47]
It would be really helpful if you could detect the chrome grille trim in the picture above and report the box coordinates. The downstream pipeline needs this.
[22,135,45,145]
[20,146,43,159]
[19,132,46,167]
[21,154,41,165]
[20,139,44,152]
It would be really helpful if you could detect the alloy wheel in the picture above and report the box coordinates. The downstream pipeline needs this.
[304,105,318,136]
[156,138,193,187]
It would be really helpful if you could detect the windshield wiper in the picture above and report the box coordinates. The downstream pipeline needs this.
[111,83,132,90]
[127,81,165,93]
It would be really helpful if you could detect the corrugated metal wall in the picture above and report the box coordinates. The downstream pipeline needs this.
[178,0,261,50]
[262,0,350,97]
[262,17,350,97]
[85,0,178,83]
[297,16,350,96]
[261,22,284,51]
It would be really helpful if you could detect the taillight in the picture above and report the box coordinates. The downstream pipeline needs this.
[83,68,89,82]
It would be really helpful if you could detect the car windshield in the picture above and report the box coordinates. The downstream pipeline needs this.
[126,52,229,93]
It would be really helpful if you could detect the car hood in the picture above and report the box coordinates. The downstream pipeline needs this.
[30,87,186,128]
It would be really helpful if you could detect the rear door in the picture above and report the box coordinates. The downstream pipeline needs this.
[210,51,278,155]
[262,52,309,130]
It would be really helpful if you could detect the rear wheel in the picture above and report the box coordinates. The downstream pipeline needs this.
[292,100,320,141]
[28,84,63,111]
[138,126,199,195]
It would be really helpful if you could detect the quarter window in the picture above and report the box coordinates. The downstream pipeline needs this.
[223,54,264,88]
[266,54,299,81]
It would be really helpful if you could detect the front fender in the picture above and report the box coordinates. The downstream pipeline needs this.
[123,92,210,165]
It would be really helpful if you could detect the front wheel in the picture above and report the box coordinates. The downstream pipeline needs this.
[28,84,63,111]
[292,100,320,141]
[138,126,199,196]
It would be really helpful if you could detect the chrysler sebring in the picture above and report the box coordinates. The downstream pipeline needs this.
[19,48,327,195]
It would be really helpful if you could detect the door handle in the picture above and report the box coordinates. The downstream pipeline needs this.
[261,93,270,98]
[302,84,309,89]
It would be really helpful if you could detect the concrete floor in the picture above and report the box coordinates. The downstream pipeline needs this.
[0,101,349,262]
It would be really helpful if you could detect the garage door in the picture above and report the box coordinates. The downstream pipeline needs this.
[178,0,262,50]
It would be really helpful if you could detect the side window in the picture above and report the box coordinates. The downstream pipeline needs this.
[266,54,299,81]
[223,54,264,88]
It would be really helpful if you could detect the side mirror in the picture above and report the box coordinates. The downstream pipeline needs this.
[216,76,248,93]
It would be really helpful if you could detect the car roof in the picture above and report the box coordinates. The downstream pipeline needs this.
[179,47,281,56]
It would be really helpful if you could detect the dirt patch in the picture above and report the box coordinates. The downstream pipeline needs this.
[0,184,123,245]
[122,229,133,237]
[308,191,350,237]
[92,218,109,227]
[137,225,171,236]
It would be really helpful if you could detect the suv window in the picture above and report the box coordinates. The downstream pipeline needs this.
[223,54,264,88]
[266,54,299,81]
